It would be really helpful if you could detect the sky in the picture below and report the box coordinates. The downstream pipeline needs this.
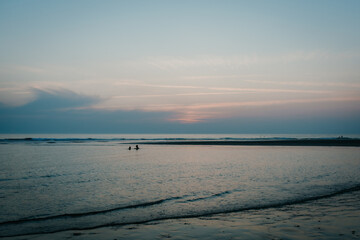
[0,0,359,134]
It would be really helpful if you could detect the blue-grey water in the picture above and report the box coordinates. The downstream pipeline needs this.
[0,134,360,238]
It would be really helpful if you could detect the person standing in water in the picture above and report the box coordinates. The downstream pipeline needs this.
[135,145,139,150]
[128,146,131,150]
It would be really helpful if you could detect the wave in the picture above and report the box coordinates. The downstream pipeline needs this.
[0,190,234,226]
[0,195,185,226]
[1,184,360,238]
[180,190,233,203]
[0,172,84,182]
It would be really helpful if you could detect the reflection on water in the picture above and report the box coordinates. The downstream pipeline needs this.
[0,143,360,237]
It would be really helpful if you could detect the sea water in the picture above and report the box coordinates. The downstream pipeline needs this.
[0,134,360,237]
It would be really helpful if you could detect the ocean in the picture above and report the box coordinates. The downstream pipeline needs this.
[1,134,360,238]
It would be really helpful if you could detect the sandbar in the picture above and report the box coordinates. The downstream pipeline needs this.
[137,139,360,146]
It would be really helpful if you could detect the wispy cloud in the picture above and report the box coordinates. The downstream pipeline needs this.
[140,96,360,123]
[182,75,241,80]
[114,81,202,89]
[209,87,331,94]
[181,97,360,110]
[113,81,332,94]
[143,51,354,70]
[246,79,360,88]
[112,92,236,99]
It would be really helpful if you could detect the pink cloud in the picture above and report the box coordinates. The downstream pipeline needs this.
[162,97,360,123]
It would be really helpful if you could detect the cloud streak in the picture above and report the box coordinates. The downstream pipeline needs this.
[246,80,360,89]
[141,96,360,123]
[113,81,332,94]
[144,51,358,70]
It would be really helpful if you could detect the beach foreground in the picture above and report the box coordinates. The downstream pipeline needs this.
[9,190,360,240]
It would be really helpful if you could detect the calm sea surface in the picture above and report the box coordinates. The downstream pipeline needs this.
[1,134,360,237]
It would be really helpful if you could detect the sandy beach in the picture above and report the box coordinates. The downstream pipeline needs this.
[9,190,360,240]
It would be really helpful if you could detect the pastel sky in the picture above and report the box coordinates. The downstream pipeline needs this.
[1,0,359,133]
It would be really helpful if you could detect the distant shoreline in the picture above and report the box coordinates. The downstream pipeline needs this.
[138,139,360,147]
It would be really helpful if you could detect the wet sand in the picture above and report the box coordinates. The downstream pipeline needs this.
[10,190,360,240]
[138,139,360,146]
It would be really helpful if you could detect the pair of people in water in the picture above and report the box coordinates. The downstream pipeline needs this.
[128,145,139,150]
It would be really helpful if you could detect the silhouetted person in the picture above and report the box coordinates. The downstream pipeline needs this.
[135,145,139,150]
[128,146,131,150]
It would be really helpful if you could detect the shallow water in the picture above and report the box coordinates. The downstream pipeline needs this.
[0,135,360,237]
